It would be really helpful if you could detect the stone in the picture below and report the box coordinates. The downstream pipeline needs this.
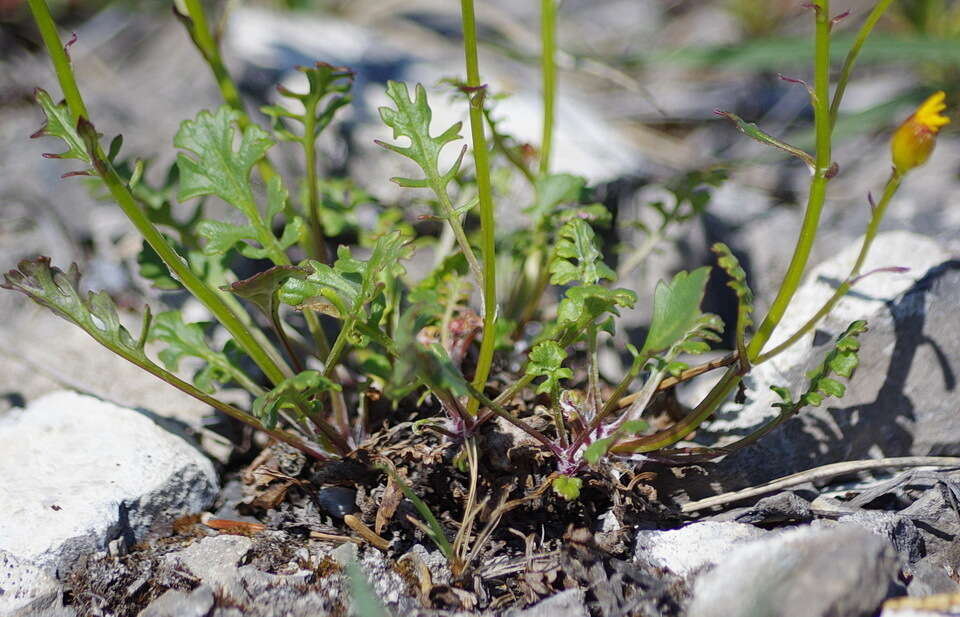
[0,391,218,575]
[697,244,960,491]
[137,585,214,617]
[167,536,253,591]
[634,521,768,577]
[506,589,589,617]
[833,511,924,566]
[709,491,813,525]
[900,486,960,562]
[686,525,901,617]
[316,487,359,519]
[906,558,960,597]
[0,549,67,617]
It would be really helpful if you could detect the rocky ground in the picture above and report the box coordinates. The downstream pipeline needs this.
[2,1,960,616]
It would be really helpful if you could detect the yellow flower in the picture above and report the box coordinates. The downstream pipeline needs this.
[891,91,950,174]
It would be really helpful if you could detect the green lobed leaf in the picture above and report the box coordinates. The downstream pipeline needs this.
[175,107,273,207]
[526,341,573,396]
[772,320,868,412]
[252,370,341,429]
[641,267,713,354]
[551,475,583,501]
[32,89,91,170]
[175,108,303,263]
[149,311,251,394]
[711,243,754,353]
[550,219,616,286]
[2,257,143,356]
[262,62,354,142]
[376,81,464,192]
[556,285,637,332]
[280,231,408,320]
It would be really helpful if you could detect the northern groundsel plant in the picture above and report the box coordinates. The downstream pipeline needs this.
[4,0,950,571]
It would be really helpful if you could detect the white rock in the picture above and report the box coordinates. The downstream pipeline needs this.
[687,526,899,617]
[0,391,218,574]
[0,549,64,617]
[634,521,768,577]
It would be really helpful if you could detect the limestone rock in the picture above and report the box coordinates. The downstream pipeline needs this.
[0,391,218,574]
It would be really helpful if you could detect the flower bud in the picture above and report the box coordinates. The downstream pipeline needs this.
[891,91,950,174]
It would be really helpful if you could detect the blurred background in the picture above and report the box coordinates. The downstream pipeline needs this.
[1,0,958,415]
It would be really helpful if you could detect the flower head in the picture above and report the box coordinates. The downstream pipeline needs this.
[891,91,950,174]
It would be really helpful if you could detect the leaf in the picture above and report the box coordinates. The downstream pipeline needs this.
[280,231,408,320]
[175,106,273,207]
[712,243,754,353]
[31,88,91,173]
[149,311,251,394]
[584,438,614,466]
[525,173,586,221]
[175,107,302,264]
[2,257,145,357]
[641,267,713,354]
[262,62,354,142]
[376,81,464,193]
[551,475,583,501]
[555,285,638,339]
[550,219,616,286]
[252,370,340,429]
[221,264,313,319]
[772,320,868,412]
[526,341,573,395]
[716,111,816,172]
[195,178,304,260]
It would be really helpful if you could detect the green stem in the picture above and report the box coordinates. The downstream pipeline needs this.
[756,171,902,364]
[746,0,833,363]
[829,0,895,128]
[461,0,498,416]
[27,0,86,124]
[611,368,742,454]
[301,98,329,262]
[183,0,243,121]
[270,305,304,374]
[323,318,355,379]
[539,0,557,176]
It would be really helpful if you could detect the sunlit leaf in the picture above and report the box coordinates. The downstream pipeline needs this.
[526,341,573,396]
[550,219,616,286]
[641,267,713,354]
